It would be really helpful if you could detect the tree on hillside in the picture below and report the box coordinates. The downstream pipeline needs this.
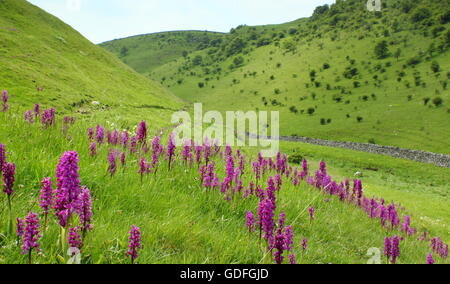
[313,4,329,16]
[394,48,402,61]
[288,28,298,35]
[192,55,203,66]
[411,8,432,23]
[441,11,450,24]
[401,1,414,13]
[257,38,271,47]
[343,66,359,79]
[226,37,246,57]
[374,41,390,59]
[309,70,317,82]
[209,38,223,47]
[232,56,244,68]
[282,39,297,53]
[289,106,298,114]
[431,61,441,73]
[433,97,443,107]
[248,32,259,41]
[330,16,341,27]
[120,46,129,57]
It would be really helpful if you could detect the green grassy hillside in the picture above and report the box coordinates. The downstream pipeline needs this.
[0,0,448,264]
[0,0,183,126]
[103,0,450,153]
[100,31,225,74]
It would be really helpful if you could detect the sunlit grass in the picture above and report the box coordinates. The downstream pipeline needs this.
[0,111,448,264]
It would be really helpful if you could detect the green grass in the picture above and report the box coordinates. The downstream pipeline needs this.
[0,0,183,127]
[0,0,448,265]
[0,109,448,264]
[278,141,450,242]
[103,0,450,153]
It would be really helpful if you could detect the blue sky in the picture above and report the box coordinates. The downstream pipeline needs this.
[28,0,335,44]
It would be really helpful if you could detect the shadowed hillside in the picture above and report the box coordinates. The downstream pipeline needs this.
[100,31,225,74]
[0,0,183,126]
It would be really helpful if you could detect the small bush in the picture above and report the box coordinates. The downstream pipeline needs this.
[233,56,244,68]
[431,61,441,73]
[343,67,359,79]
[374,41,390,59]
[309,70,317,82]
[433,97,443,107]
[432,26,445,38]
[411,8,432,23]
[407,57,421,66]
[257,38,271,47]
[357,116,364,123]
[333,94,343,103]
[120,46,128,57]
[192,55,203,66]
[288,154,304,165]
[313,4,329,16]
[441,11,450,24]
[288,28,298,35]
[402,2,413,13]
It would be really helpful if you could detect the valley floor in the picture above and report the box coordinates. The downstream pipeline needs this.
[244,132,450,168]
